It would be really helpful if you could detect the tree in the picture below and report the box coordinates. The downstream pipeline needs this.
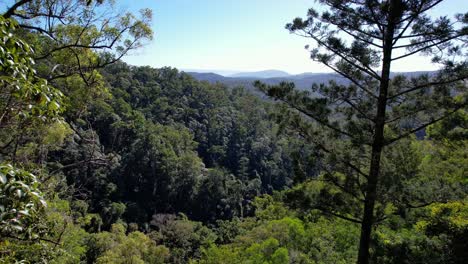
[0,15,62,242]
[94,224,169,264]
[1,2,153,260]
[0,16,63,156]
[119,122,204,220]
[1,1,153,193]
[2,0,152,83]
[2,1,153,137]
[256,1,468,263]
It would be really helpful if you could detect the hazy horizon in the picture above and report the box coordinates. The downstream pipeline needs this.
[167,67,437,77]
[120,0,461,74]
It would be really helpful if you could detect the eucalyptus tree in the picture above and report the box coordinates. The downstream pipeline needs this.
[0,15,63,160]
[0,0,153,246]
[2,0,152,84]
[256,1,468,263]
[0,16,59,243]
[1,1,153,196]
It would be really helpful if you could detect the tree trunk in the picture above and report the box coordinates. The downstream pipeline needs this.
[357,1,400,263]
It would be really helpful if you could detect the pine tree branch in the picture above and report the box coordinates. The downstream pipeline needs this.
[296,128,369,179]
[340,97,375,122]
[338,26,383,45]
[393,25,460,49]
[397,32,437,39]
[296,30,381,80]
[324,171,366,203]
[392,0,426,45]
[396,0,445,24]
[391,35,464,61]
[384,104,466,145]
[326,1,384,31]
[315,206,362,224]
[388,75,468,99]
[320,60,378,99]
[384,106,429,124]
[366,1,384,34]
[319,15,383,45]
[274,94,359,141]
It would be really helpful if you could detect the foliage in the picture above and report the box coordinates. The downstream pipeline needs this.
[93,224,169,264]
[0,16,64,166]
[257,1,468,263]
[0,16,63,126]
[0,163,46,239]
[0,198,89,263]
[149,214,217,262]
[373,201,468,264]
[3,0,153,84]
[197,198,360,264]
[1,1,466,263]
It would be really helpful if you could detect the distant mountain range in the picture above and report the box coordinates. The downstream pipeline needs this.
[185,71,347,96]
[229,70,291,78]
[186,70,435,95]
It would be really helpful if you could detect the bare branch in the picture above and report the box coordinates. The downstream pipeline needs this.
[3,0,32,19]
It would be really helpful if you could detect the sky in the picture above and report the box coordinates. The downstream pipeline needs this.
[119,0,464,75]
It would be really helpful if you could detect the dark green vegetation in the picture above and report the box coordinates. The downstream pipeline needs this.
[1,0,467,264]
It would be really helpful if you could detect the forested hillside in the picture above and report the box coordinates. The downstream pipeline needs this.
[1,0,467,264]
[67,62,318,224]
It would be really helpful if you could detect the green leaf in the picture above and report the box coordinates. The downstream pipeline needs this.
[0,173,6,184]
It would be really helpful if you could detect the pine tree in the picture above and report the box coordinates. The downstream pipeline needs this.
[256,1,468,263]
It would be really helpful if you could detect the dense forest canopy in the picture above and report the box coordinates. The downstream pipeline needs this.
[0,0,467,263]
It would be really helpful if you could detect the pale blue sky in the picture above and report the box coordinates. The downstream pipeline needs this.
[118,0,464,74]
